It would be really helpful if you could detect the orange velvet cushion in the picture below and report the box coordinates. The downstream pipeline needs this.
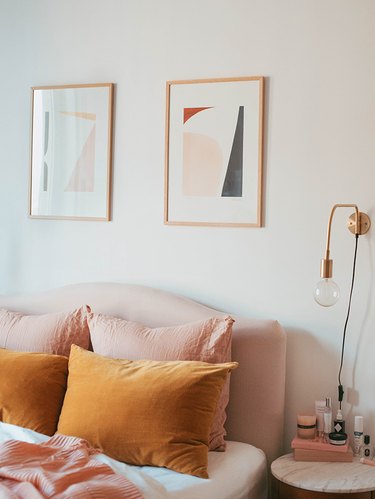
[57,345,238,478]
[88,313,234,451]
[0,348,68,435]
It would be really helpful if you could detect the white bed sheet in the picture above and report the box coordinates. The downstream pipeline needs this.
[0,422,267,499]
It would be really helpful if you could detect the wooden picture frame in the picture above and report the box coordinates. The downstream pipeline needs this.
[29,83,114,221]
[164,76,264,227]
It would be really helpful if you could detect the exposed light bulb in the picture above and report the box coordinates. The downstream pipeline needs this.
[314,278,340,307]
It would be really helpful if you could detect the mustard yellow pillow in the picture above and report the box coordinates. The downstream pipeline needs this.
[0,348,68,435]
[57,345,237,478]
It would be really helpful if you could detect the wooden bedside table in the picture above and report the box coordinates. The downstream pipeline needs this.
[271,453,375,498]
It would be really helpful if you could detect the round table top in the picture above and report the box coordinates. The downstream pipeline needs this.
[271,453,375,494]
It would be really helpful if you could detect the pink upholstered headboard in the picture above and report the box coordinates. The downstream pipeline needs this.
[0,282,286,465]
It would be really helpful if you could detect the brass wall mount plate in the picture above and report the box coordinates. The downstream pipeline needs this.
[347,212,371,235]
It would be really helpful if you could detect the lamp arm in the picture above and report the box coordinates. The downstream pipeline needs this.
[321,204,360,279]
[325,204,359,255]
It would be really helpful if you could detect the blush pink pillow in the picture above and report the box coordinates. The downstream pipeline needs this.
[88,313,234,451]
[0,306,90,357]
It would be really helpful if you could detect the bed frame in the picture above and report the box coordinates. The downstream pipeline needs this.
[0,282,286,467]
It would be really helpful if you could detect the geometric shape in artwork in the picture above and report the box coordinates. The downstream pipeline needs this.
[60,111,96,121]
[43,162,48,192]
[44,112,49,154]
[183,107,213,124]
[221,106,244,197]
[65,125,96,192]
[183,132,222,196]
[43,112,50,191]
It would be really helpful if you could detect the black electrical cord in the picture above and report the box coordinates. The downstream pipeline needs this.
[337,233,359,409]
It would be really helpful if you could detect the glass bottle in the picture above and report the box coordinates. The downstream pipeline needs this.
[334,409,345,434]
[323,397,332,442]
[360,435,374,459]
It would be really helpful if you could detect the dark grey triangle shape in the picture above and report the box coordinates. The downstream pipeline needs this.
[221,106,244,197]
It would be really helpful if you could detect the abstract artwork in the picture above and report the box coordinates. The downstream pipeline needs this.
[164,77,264,227]
[30,83,113,220]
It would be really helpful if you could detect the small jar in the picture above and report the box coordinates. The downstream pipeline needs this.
[329,432,347,445]
[297,414,317,439]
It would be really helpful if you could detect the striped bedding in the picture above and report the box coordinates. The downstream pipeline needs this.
[0,422,266,499]
[0,434,142,498]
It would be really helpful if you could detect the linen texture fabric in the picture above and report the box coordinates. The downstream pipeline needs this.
[0,348,68,435]
[57,345,238,478]
[0,306,90,356]
[88,313,234,450]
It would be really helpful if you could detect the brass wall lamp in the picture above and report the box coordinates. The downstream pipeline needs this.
[314,204,371,307]
[314,204,371,410]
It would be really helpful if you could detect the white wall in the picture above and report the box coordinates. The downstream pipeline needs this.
[1,0,375,452]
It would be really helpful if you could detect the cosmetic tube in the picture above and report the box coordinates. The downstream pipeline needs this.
[360,458,375,467]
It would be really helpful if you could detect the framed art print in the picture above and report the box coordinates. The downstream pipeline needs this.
[164,76,264,227]
[30,83,113,220]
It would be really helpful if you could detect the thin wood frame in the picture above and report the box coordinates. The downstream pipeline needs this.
[164,76,264,227]
[29,83,114,221]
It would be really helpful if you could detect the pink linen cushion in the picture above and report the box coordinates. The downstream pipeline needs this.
[88,313,234,451]
[0,306,90,356]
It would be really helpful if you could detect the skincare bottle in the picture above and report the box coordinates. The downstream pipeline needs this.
[323,397,332,441]
[354,416,364,457]
[315,400,326,439]
[360,435,374,459]
[334,409,345,434]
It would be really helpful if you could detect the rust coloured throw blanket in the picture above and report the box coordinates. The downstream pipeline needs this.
[0,434,143,498]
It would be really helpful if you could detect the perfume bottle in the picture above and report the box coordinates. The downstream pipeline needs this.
[360,435,374,459]
[315,400,326,438]
[323,397,332,442]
